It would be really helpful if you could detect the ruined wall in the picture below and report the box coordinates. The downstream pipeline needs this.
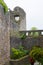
[10,7,26,37]
[0,5,26,65]
[10,10,20,37]
[22,37,43,50]
[0,5,10,65]
[10,36,43,50]
[14,7,26,31]
[10,37,22,49]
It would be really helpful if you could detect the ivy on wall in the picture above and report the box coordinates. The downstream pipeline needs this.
[0,0,8,13]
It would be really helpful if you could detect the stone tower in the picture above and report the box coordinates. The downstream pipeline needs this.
[10,6,26,37]
[14,6,26,31]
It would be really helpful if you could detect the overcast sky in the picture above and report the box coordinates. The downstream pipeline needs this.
[4,0,43,30]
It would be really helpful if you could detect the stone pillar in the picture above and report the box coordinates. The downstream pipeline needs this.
[0,5,10,65]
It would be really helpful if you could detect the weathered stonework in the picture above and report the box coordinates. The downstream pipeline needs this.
[0,5,26,65]
[10,7,26,37]
[14,7,26,31]
[0,5,10,65]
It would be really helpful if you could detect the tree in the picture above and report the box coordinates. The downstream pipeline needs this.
[30,27,39,37]
[31,27,37,30]
[0,0,8,13]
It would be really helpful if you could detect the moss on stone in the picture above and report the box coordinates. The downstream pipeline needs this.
[0,0,8,13]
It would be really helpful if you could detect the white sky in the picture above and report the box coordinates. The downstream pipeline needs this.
[4,0,43,30]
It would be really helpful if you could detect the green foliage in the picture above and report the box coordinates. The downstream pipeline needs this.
[11,46,29,59]
[18,45,29,55]
[31,27,37,30]
[29,46,43,65]
[0,0,8,13]
[30,27,39,37]
[20,33,26,39]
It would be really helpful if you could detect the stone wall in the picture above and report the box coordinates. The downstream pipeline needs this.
[10,36,43,50]
[10,7,26,37]
[22,37,43,50]
[0,5,26,65]
[0,5,10,65]
[10,37,22,49]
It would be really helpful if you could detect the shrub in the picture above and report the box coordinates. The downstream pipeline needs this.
[29,46,43,65]
[11,46,29,59]
[30,27,39,38]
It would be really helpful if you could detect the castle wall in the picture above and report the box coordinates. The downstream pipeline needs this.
[0,5,10,65]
